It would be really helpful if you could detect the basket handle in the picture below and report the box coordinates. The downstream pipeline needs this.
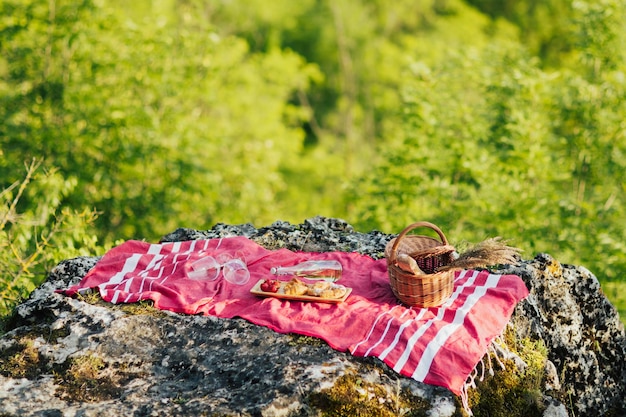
[389,221,451,263]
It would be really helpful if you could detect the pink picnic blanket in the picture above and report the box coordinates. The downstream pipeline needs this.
[61,236,529,395]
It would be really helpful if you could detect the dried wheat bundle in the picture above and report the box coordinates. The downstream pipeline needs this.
[438,237,522,272]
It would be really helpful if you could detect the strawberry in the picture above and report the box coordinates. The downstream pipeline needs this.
[260,279,280,293]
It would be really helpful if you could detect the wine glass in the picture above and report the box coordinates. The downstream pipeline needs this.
[186,255,220,281]
[217,251,250,285]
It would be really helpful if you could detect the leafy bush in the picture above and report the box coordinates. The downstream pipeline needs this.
[1,0,625,321]
[0,159,102,317]
[349,1,626,289]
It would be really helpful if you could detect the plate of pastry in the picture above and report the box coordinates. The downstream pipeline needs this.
[250,277,352,304]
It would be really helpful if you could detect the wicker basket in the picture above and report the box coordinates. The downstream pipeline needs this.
[385,222,456,307]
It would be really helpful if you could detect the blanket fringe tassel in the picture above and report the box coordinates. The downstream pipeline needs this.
[459,334,509,416]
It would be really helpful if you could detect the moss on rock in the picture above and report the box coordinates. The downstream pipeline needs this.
[0,337,44,379]
[54,353,123,403]
[308,371,431,417]
[466,328,551,417]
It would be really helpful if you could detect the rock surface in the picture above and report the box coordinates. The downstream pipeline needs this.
[1,216,624,417]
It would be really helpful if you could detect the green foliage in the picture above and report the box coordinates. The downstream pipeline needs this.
[349,2,626,290]
[1,0,625,321]
[464,0,577,68]
[0,159,102,317]
[602,282,626,326]
[1,0,325,241]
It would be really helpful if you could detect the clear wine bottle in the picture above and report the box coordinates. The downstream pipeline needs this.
[270,260,342,281]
